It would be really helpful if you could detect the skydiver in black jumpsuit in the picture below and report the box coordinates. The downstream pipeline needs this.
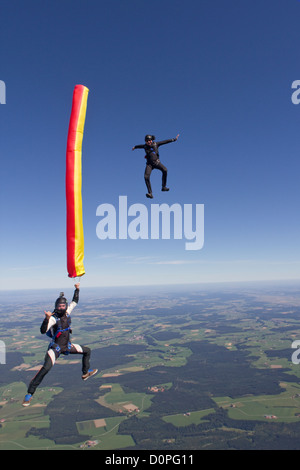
[22,284,98,406]
[132,134,179,198]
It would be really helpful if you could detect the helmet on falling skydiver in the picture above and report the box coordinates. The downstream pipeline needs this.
[54,292,68,316]
[145,135,155,142]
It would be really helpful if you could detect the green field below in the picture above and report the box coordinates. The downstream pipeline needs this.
[163,408,216,427]
[213,383,300,422]
[76,416,135,449]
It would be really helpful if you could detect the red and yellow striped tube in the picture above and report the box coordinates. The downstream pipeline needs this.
[66,85,89,278]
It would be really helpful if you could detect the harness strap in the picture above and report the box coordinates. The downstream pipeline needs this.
[55,326,71,339]
[49,341,72,355]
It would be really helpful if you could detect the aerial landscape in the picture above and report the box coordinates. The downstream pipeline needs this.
[1,280,300,450]
[1,0,300,456]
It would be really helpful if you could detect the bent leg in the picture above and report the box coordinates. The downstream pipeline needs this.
[28,348,58,395]
[155,161,168,188]
[70,344,91,375]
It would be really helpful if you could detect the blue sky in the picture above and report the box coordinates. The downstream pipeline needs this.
[1,0,300,290]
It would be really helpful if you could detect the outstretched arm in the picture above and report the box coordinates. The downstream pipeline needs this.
[157,134,180,147]
[72,283,80,303]
[68,283,80,314]
[132,144,145,151]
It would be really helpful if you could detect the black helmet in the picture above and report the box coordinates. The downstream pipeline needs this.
[54,292,68,314]
[145,134,155,142]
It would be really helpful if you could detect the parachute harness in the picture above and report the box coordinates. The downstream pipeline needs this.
[47,313,72,355]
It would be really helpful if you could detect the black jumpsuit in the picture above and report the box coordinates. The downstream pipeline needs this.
[133,138,177,194]
[27,288,91,395]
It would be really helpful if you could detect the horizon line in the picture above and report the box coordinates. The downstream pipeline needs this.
[0,278,299,293]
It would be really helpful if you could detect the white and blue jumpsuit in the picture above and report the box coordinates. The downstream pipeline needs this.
[27,288,91,395]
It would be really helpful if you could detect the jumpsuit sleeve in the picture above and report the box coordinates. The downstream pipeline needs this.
[133,144,145,150]
[40,316,56,334]
[72,287,79,304]
[67,287,79,314]
[156,138,176,147]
